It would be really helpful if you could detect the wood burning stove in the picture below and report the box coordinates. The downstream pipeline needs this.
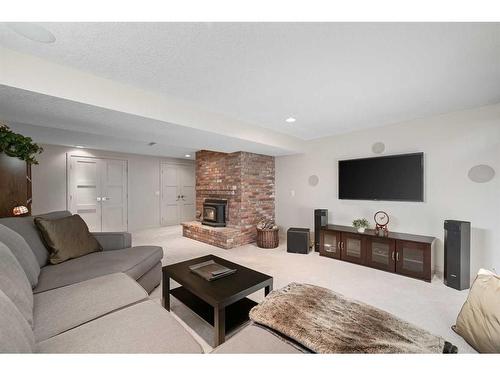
[202,199,227,227]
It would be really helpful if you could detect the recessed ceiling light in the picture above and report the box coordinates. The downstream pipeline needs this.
[185,154,191,158]
[7,23,56,43]
[285,117,296,123]
[74,145,85,149]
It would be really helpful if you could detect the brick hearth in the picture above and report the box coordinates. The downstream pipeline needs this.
[182,221,243,249]
[182,150,275,248]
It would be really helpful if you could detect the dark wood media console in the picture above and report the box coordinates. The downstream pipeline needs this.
[320,224,435,281]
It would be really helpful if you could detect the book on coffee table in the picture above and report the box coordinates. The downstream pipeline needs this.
[189,260,237,281]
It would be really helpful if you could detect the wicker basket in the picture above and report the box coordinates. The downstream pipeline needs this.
[256,227,279,249]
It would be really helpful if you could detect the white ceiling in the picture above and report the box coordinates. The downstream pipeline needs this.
[1,23,500,143]
[0,85,292,158]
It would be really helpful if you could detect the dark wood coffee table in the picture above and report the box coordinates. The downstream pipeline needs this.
[162,254,273,346]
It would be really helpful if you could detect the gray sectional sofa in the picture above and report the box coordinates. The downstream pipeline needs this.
[213,324,301,353]
[0,210,203,353]
[0,210,301,354]
[0,211,162,293]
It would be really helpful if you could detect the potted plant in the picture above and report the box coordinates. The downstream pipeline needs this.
[0,122,43,164]
[352,218,369,233]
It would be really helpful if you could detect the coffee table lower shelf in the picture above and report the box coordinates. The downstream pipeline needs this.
[170,286,258,333]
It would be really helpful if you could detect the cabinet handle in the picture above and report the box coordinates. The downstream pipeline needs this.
[396,252,400,261]
[391,251,395,261]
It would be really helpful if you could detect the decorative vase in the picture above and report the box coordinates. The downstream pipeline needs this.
[357,227,366,233]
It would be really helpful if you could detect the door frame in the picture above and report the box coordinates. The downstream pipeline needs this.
[365,237,396,272]
[67,154,129,231]
[340,232,366,265]
[159,161,195,227]
[395,240,432,280]
[319,229,341,259]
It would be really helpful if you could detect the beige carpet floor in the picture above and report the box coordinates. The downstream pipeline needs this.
[133,225,475,353]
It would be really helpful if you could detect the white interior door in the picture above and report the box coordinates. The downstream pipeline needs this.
[101,159,128,232]
[179,165,195,222]
[160,163,195,226]
[161,164,180,226]
[69,156,128,232]
[68,157,101,232]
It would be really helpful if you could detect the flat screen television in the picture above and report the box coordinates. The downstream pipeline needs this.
[338,152,424,202]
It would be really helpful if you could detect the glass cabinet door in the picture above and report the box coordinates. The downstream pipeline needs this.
[341,233,365,264]
[396,240,431,280]
[366,238,396,272]
[320,230,340,259]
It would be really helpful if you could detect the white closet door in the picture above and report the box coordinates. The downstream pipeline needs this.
[179,165,195,222]
[160,163,195,226]
[161,164,180,226]
[69,157,101,232]
[101,159,128,232]
[69,156,128,232]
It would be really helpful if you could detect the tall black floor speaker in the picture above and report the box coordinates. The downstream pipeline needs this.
[314,209,328,252]
[444,220,471,290]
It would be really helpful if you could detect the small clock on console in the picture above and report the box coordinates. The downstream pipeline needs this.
[374,211,389,237]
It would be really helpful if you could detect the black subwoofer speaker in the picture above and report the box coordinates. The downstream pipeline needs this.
[444,220,471,290]
[314,209,328,252]
[287,228,310,254]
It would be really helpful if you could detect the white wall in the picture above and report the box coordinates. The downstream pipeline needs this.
[31,144,194,231]
[276,104,500,276]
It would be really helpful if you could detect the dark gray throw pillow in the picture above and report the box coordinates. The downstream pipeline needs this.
[34,214,102,265]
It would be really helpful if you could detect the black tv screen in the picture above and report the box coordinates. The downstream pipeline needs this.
[338,152,424,202]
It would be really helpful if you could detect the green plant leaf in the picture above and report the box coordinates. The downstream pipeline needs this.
[0,123,43,164]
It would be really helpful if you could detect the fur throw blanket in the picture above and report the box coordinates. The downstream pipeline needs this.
[249,283,457,354]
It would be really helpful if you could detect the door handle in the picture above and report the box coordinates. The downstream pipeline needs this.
[102,197,110,201]
[96,197,102,202]
[176,195,180,201]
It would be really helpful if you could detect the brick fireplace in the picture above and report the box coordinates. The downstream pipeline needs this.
[182,150,275,249]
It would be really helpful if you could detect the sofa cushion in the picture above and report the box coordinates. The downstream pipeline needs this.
[36,300,203,353]
[136,262,162,293]
[0,211,72,267]
[34,214,102,265]
[34,246,163,293]
[212,324,303,354]
[453,269,500,353]
[0,242,34,326]
[0,223,40,287]
[91,232,132,251]
[0,289,35,353]
[33,273,148,342]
